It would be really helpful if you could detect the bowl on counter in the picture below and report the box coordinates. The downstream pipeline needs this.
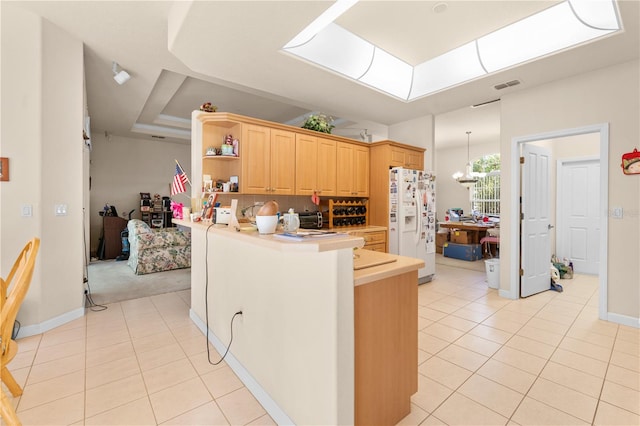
[256,215,278,234]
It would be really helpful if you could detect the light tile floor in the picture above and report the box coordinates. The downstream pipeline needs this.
[3,263,639,425]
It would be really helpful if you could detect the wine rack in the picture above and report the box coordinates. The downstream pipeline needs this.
[323,199,368,229]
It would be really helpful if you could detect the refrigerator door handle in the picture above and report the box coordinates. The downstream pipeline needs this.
[414,189,422,245]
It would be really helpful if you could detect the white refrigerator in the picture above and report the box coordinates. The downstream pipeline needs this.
[388,167,436,284]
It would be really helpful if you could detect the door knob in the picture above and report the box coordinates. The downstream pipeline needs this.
[548,224,555,229]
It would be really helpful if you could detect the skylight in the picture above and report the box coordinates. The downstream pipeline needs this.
[282,0,621,101]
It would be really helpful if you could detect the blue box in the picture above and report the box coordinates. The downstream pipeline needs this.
[442,242,483,261]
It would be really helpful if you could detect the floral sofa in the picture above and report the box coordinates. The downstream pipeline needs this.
[127,219,191,275]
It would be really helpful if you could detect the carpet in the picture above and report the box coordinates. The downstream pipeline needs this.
[86,259,191,305]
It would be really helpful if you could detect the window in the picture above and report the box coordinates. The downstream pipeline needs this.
[471,154,500,216]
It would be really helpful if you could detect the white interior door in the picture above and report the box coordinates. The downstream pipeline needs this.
[558,159,600,274]
[521,144,551,297]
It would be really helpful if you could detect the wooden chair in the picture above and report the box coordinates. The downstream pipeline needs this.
[1,383,20,426]
[1,238,40,426]
[480,235,500,258]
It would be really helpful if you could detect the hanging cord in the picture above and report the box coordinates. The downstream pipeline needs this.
[204,222,242,365]
[83,208,108,312]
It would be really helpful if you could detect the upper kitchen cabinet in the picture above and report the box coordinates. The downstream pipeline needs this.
[336,142,369,197]
[242,124,296,195]
[295,134,336,196]
[371,140,425,170]
[193,112,371,198]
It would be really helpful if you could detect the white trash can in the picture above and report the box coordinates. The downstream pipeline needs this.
[485,259,500,289]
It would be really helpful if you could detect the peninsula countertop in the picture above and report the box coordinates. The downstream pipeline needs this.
[175,218,423,286]
[173,218,364,252]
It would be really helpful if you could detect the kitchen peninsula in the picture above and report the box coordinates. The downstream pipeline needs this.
[176,219,423,425]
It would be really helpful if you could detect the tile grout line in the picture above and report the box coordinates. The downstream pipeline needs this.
[152,293,238,426]
[415,279,547,421]
[506,283,610,425]
[418,275,606,423]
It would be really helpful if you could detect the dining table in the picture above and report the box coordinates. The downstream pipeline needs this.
[439,221,499,256]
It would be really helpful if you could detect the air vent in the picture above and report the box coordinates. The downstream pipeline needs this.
[494,79,521,90]
[472,98,501,108]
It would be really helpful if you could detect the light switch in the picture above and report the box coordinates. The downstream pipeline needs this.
[612,207,623,219]
[21,204,32,217]
[55,204,68,216]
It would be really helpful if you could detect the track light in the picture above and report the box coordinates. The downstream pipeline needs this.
[112,61,131,85]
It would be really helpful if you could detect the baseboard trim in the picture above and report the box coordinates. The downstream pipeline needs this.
[16,307,85,338]
[189,309,295,425]
[499,288,517,300]
[606,312,640,329]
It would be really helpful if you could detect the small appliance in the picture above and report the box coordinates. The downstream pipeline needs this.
[298,212,323,229]
[214,207,231,224]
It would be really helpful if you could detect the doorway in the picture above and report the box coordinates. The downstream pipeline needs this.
[557,157,601,275]
[509,124,609,320]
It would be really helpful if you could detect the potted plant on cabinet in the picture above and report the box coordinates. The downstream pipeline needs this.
[301,113,335,134]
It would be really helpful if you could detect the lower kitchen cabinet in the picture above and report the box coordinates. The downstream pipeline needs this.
[349,227,387,252]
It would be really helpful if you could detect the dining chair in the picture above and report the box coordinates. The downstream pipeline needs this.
[1,275,21,426]
[1,237,40,426]
[1,383,21,426]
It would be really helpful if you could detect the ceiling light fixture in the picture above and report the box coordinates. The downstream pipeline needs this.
[283,0,621,101]
[452,131,479,188]
[112,61,131,85]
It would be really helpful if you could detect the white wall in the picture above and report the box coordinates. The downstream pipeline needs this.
[1,5,85,329]
[89,133,190,254]
[190,227,355,425]
[500,60,639,322]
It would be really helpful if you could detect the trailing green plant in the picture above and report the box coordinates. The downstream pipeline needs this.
[302,113,334,134]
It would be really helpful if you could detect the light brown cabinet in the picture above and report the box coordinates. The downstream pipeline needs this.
[388,145,424,169]
[241,124,296,195]
[349,228,386,252]
[193,112,370,198]
[336,142,369,197]
[295,134,336,196]
[372,140,424,170]
[355,268,417,425]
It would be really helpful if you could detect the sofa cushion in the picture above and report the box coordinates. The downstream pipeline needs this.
[127,219,191,275]
[128,220,191,250]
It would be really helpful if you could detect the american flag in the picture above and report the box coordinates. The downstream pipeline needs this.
[171,164,188,196]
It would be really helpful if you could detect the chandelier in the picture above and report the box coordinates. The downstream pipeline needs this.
[452,131,479,188]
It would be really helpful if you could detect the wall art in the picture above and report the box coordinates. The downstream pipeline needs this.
[621,148,640,175]
[0,157,9,181]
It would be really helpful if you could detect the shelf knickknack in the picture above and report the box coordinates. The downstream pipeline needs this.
[301,113,335,134]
